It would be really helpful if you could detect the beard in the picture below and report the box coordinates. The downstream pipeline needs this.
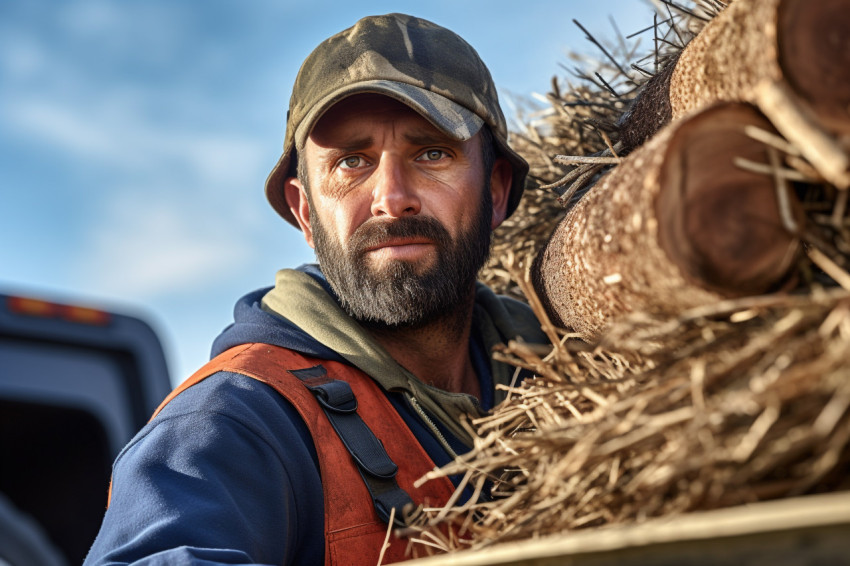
[310,190,493,329]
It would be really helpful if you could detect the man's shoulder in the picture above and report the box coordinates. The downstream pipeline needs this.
[142,368,312,451]
[157,369,289,420]
[97,366,324,566]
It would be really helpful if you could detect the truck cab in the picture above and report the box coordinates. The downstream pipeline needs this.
[0,292,172,565]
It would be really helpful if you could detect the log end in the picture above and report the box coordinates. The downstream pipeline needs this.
[778,0,850,133]
[657,103,802,297]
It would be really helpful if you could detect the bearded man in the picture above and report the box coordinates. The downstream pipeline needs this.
[85,13,546,566]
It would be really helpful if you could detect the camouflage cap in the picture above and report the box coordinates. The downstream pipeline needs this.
[265,13,529,228]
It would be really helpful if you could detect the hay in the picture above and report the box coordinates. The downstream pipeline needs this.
[402,283,850,554]
[403,251,850,555]
[405,0,850,558]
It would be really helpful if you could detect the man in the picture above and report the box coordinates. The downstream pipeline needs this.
[85,13,546,566]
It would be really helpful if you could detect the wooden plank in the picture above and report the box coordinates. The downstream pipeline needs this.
[401,492,850,565]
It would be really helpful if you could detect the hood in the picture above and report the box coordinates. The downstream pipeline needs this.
[210,273,344,362]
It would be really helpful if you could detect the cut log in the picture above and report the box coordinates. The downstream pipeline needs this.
[534,103,802,341]
[668,0,850,132]
[619,0,850,186]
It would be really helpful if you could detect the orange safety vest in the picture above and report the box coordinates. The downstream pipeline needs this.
[152,342,457,565]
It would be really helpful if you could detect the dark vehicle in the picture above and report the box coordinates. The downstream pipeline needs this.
[0,292,171,565]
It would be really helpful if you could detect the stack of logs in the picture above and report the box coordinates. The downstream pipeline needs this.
[534,0,850,340]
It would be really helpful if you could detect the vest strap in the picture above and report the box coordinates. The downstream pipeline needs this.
[289,365,415,526]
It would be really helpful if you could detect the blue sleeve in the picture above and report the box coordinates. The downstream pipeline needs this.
[83,372,325,566]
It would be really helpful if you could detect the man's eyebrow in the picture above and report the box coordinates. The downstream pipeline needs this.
[316,136,374,156]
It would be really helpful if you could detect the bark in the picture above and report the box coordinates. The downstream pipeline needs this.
[669,0,850,133]
[619,0,850,183]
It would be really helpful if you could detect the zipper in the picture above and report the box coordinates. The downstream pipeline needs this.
[405,393,459,460]
[406,393,498,504]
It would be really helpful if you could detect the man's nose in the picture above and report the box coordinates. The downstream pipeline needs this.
[370,157,421,218]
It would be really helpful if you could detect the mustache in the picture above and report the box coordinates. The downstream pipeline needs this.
[349,216,451,255]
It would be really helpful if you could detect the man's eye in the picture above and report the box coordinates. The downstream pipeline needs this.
[418,149,446,161]
[340,156,364,169]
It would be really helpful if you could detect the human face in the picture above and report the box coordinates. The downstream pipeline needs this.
[286,94,510,327]
[308,173,492,327]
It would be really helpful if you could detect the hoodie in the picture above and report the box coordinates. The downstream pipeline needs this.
[84,265,546,566]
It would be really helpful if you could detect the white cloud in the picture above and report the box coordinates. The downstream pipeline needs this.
[0,32,47,79]
[57,0,187,68]
[1,46,285,300]
[0,84,277,301]
[77,191,255,299]
[5,96,269,191]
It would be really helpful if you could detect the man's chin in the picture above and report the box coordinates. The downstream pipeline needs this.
[363,254,438,279]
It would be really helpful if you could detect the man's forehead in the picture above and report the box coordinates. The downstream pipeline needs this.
[307,94,466,149]
[314,93,437,128]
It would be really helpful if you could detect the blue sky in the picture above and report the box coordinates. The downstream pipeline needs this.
[1,0,655,384]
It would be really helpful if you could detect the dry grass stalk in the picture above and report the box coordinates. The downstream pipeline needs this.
[479,81,619,301]
[754,80,850,189]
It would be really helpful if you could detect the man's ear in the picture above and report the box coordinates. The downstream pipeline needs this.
[284,176,316,248]
[489,157,513,229]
